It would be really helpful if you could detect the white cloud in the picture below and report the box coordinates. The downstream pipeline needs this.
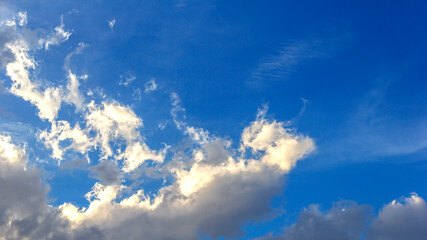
[108,19,116,31]
[57,106,316,238]
[251,40,325,82]
[64,71,85,111]
[185,126,210,144]
[119,72,136,86]
[6,39,63,121]
[16,11,27,26]
[259,193,427,240]
[144,78,157,93]
[170,92,186,130]
[38,120,94,160]
[39,15,72,50]
[85,101,143,157]
[0,12,319,239]
[119,142,168,173]
[241,112,315,171]
[0,134,103,239]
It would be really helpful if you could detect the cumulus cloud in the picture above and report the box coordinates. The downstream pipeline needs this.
[261,202,371,240]
[0,135,103,239]
[7,9,426,240]
[241,116,315,171]
[260,194,427,240]
[56,105,316,239]
[366,193,427,240]
[85,101,142,157]
[1,11,163,170]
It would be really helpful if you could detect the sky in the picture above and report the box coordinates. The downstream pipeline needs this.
[0,0,426,239]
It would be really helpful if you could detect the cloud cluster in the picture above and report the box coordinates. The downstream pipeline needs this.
[0,135,103,240]
[57,106,315,239]
[0,10,316,239]
[1,9,426,240]
[260,194,427,240]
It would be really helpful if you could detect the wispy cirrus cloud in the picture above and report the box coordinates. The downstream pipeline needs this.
[252,40,326,81]
[249,34,349,87]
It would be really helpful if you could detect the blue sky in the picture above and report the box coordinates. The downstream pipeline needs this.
[0,0,426,239]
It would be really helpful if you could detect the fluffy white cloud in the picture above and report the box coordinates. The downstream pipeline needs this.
[38,120,94,160]
[119,142,168,173]
[85,101,143,157]
[241,117,315,171]
[0,11,319,239]
[56,109,316,239]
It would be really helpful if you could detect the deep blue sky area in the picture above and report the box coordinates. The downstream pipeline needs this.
[0,0,426,239]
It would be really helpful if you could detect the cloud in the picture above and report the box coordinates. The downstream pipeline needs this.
[57,107,315,239]
[108,19,116,31]
[89,161,121,185]
[119,72,136,86]
[0,135,103,239]
[2,12,165,170]
[1,14,81,122]
[6,38,63,121]
[264,202,371,240]
[144,78,157,93]
[39,15,72,50]
[259,194,427,240]
[330,81,427,159]
[38,120,94,160]
[1,10,317,239]
[64,42,88,70]
[119,142,168,173]
[366,193,427,240]
[0,17,18,68]
[170,92,186,130]
[249,35,349,87]
[65,71,86,111]
[85,101,143,157]
[241,116,315,171]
